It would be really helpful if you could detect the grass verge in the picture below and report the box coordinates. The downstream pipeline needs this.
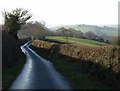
[2,53,26,89]
[30,46,111,89]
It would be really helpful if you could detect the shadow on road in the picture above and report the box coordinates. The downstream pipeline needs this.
[30,45,120,89]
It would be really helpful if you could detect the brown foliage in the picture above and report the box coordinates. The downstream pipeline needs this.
[32,39,120,73]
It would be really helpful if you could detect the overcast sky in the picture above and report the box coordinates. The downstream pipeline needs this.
[0,0,119,27]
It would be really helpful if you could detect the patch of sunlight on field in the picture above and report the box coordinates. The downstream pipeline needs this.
[45,36,109,47]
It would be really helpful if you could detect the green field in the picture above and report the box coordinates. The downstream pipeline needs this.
[45,36,108,46]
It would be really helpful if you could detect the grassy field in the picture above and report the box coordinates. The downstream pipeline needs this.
[2,53,26,89]
[30,46,110,89]
[45,36,108,46]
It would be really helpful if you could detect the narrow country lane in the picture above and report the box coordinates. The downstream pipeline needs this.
[10,41,72,90]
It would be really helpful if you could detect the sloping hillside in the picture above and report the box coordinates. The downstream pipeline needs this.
[50,24,118,39]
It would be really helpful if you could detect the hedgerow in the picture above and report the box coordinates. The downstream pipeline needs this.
[32,39,120,88]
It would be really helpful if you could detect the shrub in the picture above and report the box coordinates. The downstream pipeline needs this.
[2,31,22,68]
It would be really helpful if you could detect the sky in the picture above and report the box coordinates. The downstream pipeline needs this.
[0,0,119,27]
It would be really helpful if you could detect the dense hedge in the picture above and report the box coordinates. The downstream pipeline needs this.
[32,39,120,73]
[32,39,55,49]
[59,45,120,73]
[2,31,22,68]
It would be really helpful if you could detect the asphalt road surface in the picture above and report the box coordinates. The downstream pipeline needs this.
[10,41,72,90]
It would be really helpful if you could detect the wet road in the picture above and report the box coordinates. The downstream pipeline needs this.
[10,41,72,89]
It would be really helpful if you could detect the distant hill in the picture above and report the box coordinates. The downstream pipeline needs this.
[50,24,118,40]
[104,24,118,28]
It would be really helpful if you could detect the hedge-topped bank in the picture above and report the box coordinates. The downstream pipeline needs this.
[58,45,120,73]
[2,31,22,68]
[32,39,120,73]
[2,31,26,89]
[32,39,120,88]
[32,39,55,49]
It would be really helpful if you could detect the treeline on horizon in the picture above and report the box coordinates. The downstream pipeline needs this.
[0,8,119,46]
[17,21,120,46]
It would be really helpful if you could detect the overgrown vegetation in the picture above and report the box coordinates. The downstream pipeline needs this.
[2,9,30,88]
[2,31,27,89]
[31,39,120,89]
[2,31,22,68]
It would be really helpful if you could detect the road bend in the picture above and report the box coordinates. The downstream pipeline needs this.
[10,41,72,90]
